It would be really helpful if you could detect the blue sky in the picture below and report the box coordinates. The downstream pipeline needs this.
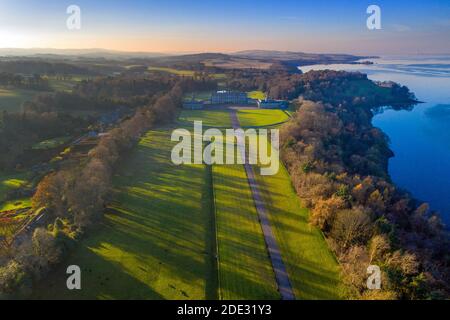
[0,0,449,54]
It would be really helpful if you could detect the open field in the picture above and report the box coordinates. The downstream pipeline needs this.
[32,136,71,150]
[47,79,77,92]
[0,88,39,112]
[247,90,266,100]
[148,66,196,76]
[148,66,226,80]
[0,171,31,202]
[213,164,279,300]
[0,198,31,212]
[46,75,92,92]
[255,164,344,299]
[180,108,290,128]
[203,58,273,70]
[30,107,343,300]
[178,109,232,127]
[183,91,214,102]
[237,109,290,127]
[32,129,217,299]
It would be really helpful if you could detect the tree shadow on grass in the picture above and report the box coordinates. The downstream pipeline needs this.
[31,243,165,300]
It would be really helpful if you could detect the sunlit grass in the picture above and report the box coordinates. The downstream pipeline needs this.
[255,154,345,299]
[213,164,279,300]
[237,109,290,127]
[148,66,196,76]
[32,136,71,150]
[178,109,232,127]
[0,198,31,212]
[0,172,31,202]
[32,129,217,299]
[247,90,266,100]
[0,88,39,112]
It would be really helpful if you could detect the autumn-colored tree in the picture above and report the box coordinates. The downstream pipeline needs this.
[331,208,372,250]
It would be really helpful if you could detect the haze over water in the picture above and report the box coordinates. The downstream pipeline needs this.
[300,56,450,225]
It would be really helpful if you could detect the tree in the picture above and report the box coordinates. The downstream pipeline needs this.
[310,196,346,231]
[368,234,391,264]
[0,260,27,295]
[32,173,66,216]
[32,228,62,267]
[331,208,372,249]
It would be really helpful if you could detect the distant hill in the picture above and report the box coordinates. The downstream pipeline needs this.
[0,48,377,74]
[234,50,375,66]
[0,48,169,60]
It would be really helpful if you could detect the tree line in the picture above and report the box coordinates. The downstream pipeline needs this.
[0,84,184,297]
[0,110,87,169]
[281,83,449,299]
[0,72,49,91]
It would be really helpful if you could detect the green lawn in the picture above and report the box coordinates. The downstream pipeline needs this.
[178,109,232,127]
[28,107,344,300]
[32,129,217,299]
[46,75,92,92]
[32,136,71,150]
[0,172,31,202]
[148,66,196,76]
[237,109,290,127]
[247,91,266,100]
[0,88,39,112]
[213,164,279,300]
[0,198,31,212]
[147,67,225,80]
[47,79,76,92]
[255,152,345,300]
[183,91,213,102]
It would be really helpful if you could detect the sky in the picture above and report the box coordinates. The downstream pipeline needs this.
[0,0,449,55]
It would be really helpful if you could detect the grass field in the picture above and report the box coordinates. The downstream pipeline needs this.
[247,91,266,100]
[0,198,31,212]
[213,164,279,300]
[178,109,232,127]
[32,129,217,299]
[0,172,31,202]
[29,107,344,300]
[235,109,344,299]
[0,88,39,112]
[183,91,214,102]
[255,164,344,299]
[237,109,290,127]
[47,79,76,92]
[148,66,196,76]
[32,136,71,150]
[46,75,92,92]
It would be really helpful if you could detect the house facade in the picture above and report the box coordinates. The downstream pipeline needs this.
[211,91,248,105]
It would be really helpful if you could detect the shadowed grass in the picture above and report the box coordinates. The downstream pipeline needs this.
[237,109,290,127]
[178,109,232,127]
[255,157,345,299]
[213,164,279,300]
[32,129,216,299]
[0,172,31,202]
[0,88,39,112]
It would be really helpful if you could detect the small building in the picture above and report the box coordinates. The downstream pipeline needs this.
[183,100,204,110]
[87,131,98,138]
[211,90,248,105]
[257,99,288,109]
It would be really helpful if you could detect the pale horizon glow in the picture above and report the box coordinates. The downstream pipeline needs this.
[0,0,449,55]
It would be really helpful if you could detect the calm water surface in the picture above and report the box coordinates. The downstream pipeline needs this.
[300,56,450,224]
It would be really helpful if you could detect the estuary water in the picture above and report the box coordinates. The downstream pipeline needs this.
[299,56,450,224]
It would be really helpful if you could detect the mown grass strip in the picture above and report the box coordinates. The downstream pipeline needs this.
[255,160,345,299]
[213,164,279,300]
[32,129,216,299]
